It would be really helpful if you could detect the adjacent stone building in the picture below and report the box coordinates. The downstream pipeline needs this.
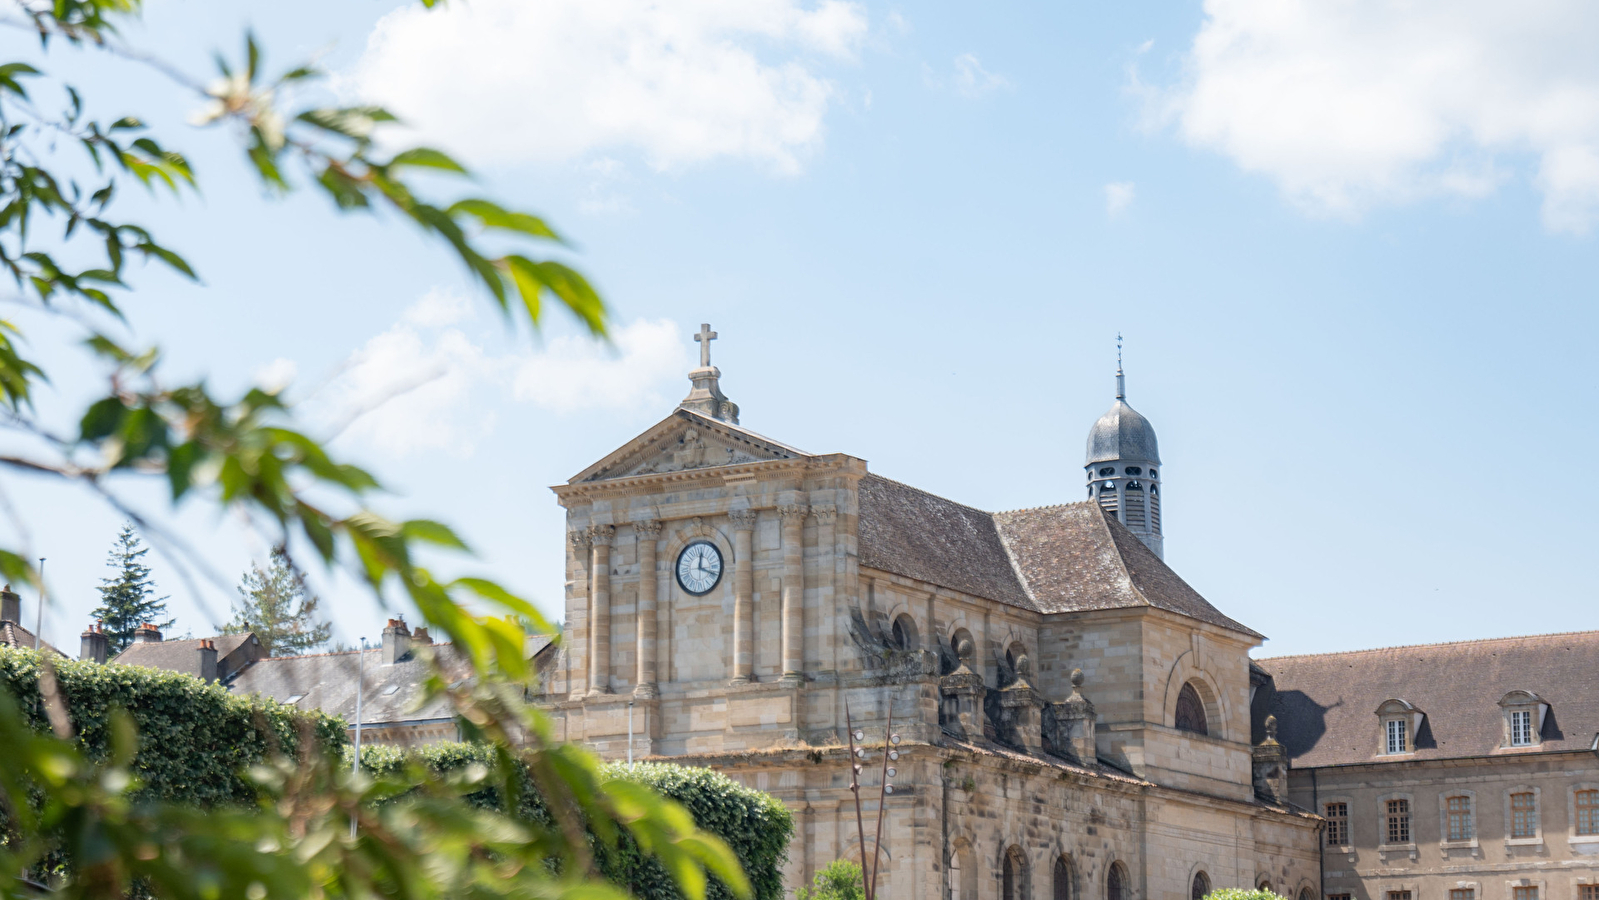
[1258,633,1599,900]
[544,326,1321,900]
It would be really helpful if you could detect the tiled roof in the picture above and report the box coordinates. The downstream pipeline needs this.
[113,633,257,674]
[994,504,1259,635]
[857,474,1257,636]
[858,475,1031,607]
[0,621,62,656]
[1259,630,1599,767]
[228,634,557,727]
[228,646,469,726]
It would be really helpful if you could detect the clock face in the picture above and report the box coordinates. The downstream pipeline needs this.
[676,541,724,595]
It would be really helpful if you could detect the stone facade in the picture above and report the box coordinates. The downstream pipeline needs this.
[544,335,1321,900]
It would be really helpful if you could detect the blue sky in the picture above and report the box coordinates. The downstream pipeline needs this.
[9,0,1598,658]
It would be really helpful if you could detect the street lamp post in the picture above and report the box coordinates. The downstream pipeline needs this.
[844,701,900,900]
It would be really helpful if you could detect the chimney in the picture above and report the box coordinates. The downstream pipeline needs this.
[197,638,218,682]
[381,618,411,665]
[411,626,433,646]
[80,621,108,664]
[133,622,163,644]
[0,584,18,623]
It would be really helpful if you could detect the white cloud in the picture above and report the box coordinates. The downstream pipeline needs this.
[952,53,1008,98]
[309,295,692,458]
[513,319,690,414]
[350,0,868,174]
[1105,182,1136,216]
[1157,0,1599,232]
[253,357,298,393]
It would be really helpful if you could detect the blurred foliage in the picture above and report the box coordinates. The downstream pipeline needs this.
[1203,890,1287,900]
[0,2,758,899]
[359,747,794,900]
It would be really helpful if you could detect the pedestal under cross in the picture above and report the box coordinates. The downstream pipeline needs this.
[694,323,717,368]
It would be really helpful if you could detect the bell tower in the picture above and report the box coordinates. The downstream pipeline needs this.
[1084,343,1163,558]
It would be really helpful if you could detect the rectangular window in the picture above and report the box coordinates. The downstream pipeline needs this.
[1328,895,1351,900]
[1447,795,1474,841]
[1449,890,1474,900]
[1388,892,1412,900]
[1578,886,1598,900]
[1577,790,1599,836]
[1511,887,1537,900]
[1325,802,1349,846]
[1511,792,1538,839]
[1387,798,1411,844]
[1386,718,1408,754]
[1510,709,1534,746]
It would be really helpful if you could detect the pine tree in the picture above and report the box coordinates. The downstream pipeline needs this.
[92,523,174,654]
[222,549,330,657]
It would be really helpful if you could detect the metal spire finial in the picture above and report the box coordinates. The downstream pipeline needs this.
[1115,333,1125,401]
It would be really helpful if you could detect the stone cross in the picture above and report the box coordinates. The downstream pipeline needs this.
[694,323,717,368]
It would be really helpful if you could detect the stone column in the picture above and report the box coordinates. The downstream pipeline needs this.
[567,529,592,700]
[587,525,615,696]
[634,520,662,698]
[810,502,836,673]
[729,510,757,685]
[778,504,808,683]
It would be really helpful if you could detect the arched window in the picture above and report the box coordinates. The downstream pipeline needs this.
[1190,871,1210,900]
[1256,876,1272,892]
[891,614,918,652]
[1053,856,1074,900]
[949,853,961,900]
[1175,682,1208,735]
[1003,846,1028,900]
[1299,889,1316,900]
[1106,862,1128,900]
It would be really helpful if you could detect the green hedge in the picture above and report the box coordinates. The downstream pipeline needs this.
[1205,891,1286,900]
[359,744,794,900]
[0,647,346,805]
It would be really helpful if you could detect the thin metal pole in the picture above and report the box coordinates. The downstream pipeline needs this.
[627,699,635,764]
[33,558,44,650]
[352,637,365,840]
[868,705,893,900]
[845,702,871,900]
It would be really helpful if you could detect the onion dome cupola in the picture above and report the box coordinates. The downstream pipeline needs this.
[1085,352,1164,558]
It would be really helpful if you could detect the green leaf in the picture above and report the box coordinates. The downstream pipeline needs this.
[449,198,562,241]
[389,147,468,174]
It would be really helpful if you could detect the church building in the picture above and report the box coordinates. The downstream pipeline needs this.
[544,326,1322,900]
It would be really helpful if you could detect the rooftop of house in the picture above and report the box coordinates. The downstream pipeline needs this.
[227,633,557,726]
[112,632,260,673]
[857,473,1257,637]
[1258,630,1599,767]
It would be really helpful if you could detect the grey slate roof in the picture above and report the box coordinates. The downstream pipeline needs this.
[228,646,468,725]
[113,633,257,675]
[1086,400,1160,465]
[857,474,1257,636]
[228,635,557,726]
[0,621,62,656]
[1258,630,1599,768]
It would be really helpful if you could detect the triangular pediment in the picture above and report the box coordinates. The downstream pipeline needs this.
[570,409,807,483]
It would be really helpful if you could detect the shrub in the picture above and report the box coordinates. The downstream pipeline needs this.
[1205,890,1286,900]
[0,648,346,805]
[795,860,865,900]
[359,744,793,900]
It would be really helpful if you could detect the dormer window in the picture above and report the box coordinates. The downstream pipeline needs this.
[1375,698,1424,755]
[1498,690,1549,749]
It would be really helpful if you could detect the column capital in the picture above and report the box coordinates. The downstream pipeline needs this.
[810,504,837,523]
[729,509,758,531]
[777,503,809,521]
[588,524,616,546]
[634,519,663,539]
[569,529,593,549]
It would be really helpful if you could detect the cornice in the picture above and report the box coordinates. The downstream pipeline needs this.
[552,453,865,502]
